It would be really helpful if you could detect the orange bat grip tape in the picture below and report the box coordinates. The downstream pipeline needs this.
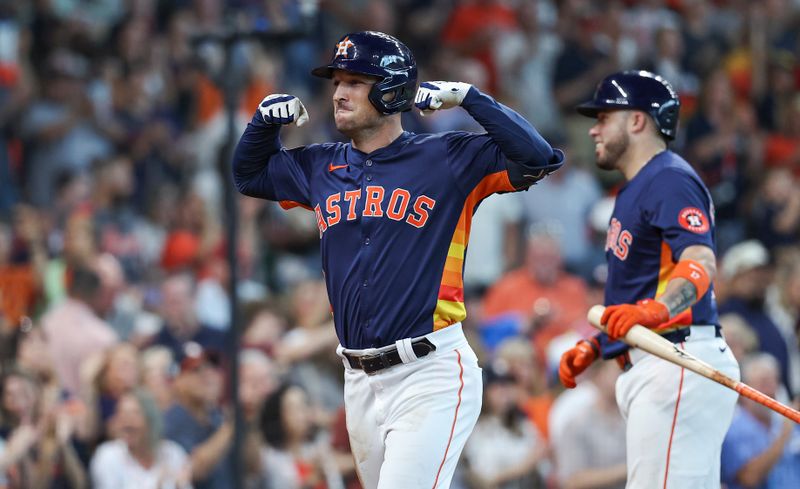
[736,383,800,424]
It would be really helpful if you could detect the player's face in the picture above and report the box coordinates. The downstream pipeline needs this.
[589,110,630,170]
[332,70,382,134]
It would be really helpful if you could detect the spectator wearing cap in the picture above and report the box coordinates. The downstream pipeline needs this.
[719,240,793,396]
[462,363,548,489]
[163,343,231,489]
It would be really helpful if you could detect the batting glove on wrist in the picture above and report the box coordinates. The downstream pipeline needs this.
[559,338,600,389]
[414,81,472,115]
[258,94,309,127]
[601,299,670,340]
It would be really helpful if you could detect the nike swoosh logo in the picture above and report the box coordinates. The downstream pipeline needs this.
[329,163,348,172]
[719,345,728,353]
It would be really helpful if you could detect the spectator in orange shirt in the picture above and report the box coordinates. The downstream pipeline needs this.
[482,228,589,357]
[0,206,45,332]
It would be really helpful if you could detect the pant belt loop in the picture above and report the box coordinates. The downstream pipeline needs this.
[337,345,353,369]
[395,338,417,364]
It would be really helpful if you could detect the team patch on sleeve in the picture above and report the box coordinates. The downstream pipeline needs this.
[678,207,710,234]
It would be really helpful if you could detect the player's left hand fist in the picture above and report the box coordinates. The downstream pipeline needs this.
[559,338,600,389]
[414,81,472,114]
[602,299,669,340]
[258,94,309,127]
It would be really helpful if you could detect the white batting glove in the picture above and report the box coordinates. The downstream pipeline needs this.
[258,94,309,127]
[414,81,472,115]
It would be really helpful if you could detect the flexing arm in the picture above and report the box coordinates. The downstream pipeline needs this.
[232,95,309,199]
[232,119,283,199]
[415,82,564,187]
[460,88,563,171]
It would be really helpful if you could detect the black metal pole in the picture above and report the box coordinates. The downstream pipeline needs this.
[199,5,317,487]
[220,33,244,488]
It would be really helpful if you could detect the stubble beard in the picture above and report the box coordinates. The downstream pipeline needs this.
[336,109,385,140]
[596,131,629,171]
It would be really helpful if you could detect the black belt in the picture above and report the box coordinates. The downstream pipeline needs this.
[343,338,437,374]
[662,325,722,343]
[617,325,722,371]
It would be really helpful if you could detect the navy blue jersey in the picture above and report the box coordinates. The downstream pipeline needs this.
[234,89,563,348]
[605,150,718,325]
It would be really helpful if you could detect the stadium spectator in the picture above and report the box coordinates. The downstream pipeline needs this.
[41,266,118,396]
[0,1,797,486]
[463,363,548,488]
[259,383,342,489]
[765,247,800,397]
[163,344,230,489]
[150,273,226,363]
[91,389,191,489]
[719,240,793,395]
[721,353,800,489]
[0,368,87,489]
[551,360,626,489]
[483,228,589,358]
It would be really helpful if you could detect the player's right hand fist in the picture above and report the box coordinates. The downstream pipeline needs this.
[258,94,309,127]
[559,338,600,389]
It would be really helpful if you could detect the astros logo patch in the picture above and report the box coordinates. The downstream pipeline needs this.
[678,207,709,233]
[336,38,354,58]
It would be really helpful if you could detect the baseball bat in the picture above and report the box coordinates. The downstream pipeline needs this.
[587,305,800,424]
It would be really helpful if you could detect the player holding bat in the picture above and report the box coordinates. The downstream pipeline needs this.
[558,70,740,489]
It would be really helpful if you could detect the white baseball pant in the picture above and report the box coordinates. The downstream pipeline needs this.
[616,325,740,489]
[337,324,482,489]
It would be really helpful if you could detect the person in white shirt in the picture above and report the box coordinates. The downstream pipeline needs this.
[91,389,192,489]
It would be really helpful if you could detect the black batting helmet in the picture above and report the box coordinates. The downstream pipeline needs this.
[312,31,418,115]
[576,70,681,140]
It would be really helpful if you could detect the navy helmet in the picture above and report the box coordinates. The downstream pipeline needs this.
[312,31,418,115]
[576,70,681,140]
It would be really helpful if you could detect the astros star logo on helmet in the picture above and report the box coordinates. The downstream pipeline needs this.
[336,38,354,58]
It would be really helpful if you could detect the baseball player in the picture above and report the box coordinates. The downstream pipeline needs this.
[558,71,740,489]
[232,31,564,489]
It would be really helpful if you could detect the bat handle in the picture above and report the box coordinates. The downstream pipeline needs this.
[736,383,800,424]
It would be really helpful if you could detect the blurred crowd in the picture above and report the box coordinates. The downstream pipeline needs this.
[0,0,799,488]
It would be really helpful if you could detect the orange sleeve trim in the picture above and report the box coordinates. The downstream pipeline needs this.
[279,200,313,211]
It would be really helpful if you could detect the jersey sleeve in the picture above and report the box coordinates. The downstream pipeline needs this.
[232,114,325,209]
[643,168,715,260]
[443,131,517,196]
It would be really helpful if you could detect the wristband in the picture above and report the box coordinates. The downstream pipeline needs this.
[670,259,711,300]
[579,337,601,358]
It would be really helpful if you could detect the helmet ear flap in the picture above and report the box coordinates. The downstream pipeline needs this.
[655,98,680,140]
[369,72,417,114]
